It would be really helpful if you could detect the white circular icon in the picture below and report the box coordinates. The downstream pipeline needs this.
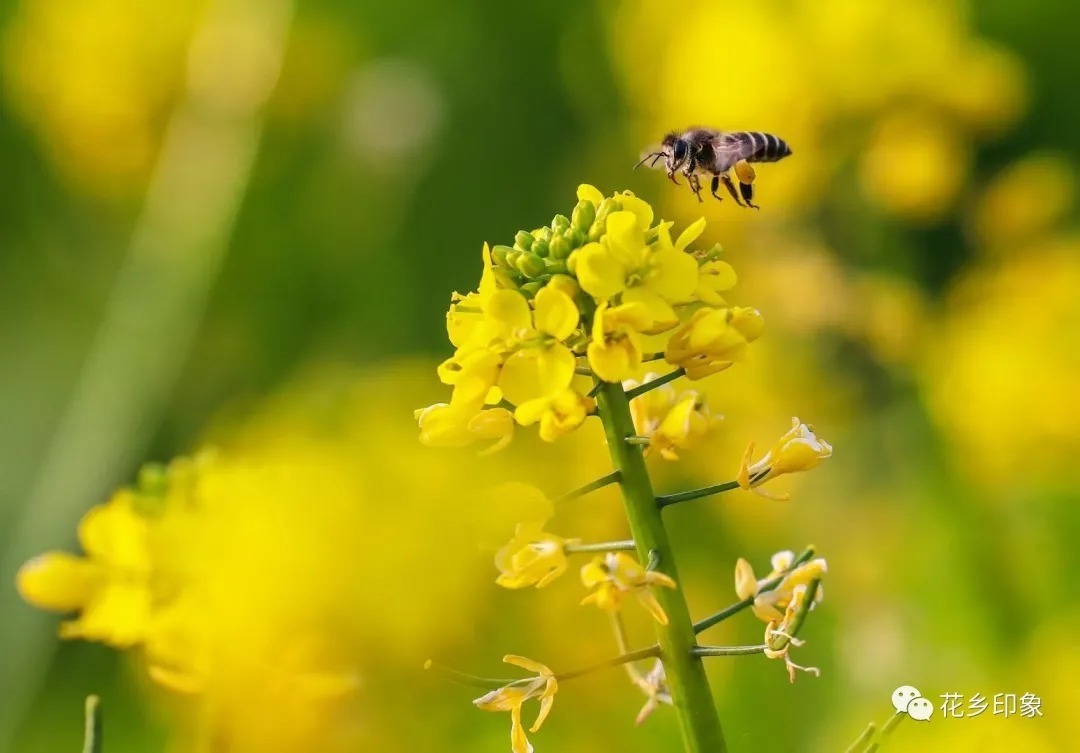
[907,696,934,721]
[891,685,922,714]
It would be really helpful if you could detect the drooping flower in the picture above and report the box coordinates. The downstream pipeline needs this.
[734,550,827,623]
[737,418,833,500]
[664,306,764,380]
[474,655,558,753]
[16,489,152,647]
[580,552,677,625]
[495,522,577,589]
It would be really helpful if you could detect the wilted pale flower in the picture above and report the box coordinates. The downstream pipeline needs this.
[734,550,827,623]
[737,417,832,499]
[580,552,677,625]
[633,659,673,725]
[763,584,822,683]
[474,655,559,753]
[627,374,721,460]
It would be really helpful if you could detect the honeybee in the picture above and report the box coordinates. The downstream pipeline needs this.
[635,128,793,208]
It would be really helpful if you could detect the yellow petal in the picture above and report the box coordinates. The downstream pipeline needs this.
[510,703,532,753]
[499,346,575,405]
[485,289,532,332]
[531,684,557,732]
[504,655,551,675]
[16,552,98,612]
[587,339,637,383]
[533,286,579,341]
[574,242,627,299]
[648,246,699,302]
[576,183,604,206]
[604,211,644,260]
[637,590,670,625]
[734,558,758,600]
[621,288,678,333]
[675,216,707,250]
[617,194,655,230]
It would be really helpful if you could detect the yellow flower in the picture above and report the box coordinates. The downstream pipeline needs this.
[16,490,152,647]
[665,306,764,380]
[694,258,738,306]
[737,418,833,500]
[493,287,580,405]
[474,655,558,753]
[627,375,721,461]
[573,209,698,307]
[415,402,514,455]
[513,387,594,442]
[763,585,822,683]
[580,552,677,625]
[586,300,652,382]
[495,522,577,589]
[734,550,827,623]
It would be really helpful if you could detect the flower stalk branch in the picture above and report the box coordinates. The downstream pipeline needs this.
[564,540,636,554]
[554,471,622,503]
[656,480,740,508]
[690,645,768,657]
[624,369,686,400]
[594,380,728,753]
[82,696,102,753]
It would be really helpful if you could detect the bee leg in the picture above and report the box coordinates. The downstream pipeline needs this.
[710,175,724,201]
[739,181,760,210]
[720,173,746,207]
[688,173,704,203]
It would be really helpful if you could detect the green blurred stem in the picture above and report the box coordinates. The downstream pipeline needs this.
[693,547,817,635]
[82,696,101,753]
[624,368,686,400]
[595,380,727,753]
[555,470,621,502]
[642,352,666,362]
[625,436,652,446]
[555,645,660,682]
[656,480,740,508]
[843,722,877,753]
[564,540,636,554]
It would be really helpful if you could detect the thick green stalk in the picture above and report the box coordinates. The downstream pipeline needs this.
[595,381,727,753]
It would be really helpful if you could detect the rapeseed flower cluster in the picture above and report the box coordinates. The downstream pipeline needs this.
[420,186,833,752]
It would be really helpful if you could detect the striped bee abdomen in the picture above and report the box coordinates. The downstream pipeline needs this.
[738,131,792,163]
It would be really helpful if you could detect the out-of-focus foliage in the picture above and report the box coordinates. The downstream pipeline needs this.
[2,0,1078,751]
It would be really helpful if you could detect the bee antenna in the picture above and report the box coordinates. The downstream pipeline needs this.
[634,151,663,170]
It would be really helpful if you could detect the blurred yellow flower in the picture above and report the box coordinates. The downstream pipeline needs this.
[734,550,827,623]
[580,552,677,625]
[626,374,720,461]
[632,659,673,725]
[415,402,514,454]
[473,655,558,753]
[665,306,765,380]
[737,418,832,500]
[495,522,577,589]
[17,489,151,647]
[972,154,1076,251]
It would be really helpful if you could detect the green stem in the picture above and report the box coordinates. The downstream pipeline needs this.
[691,645,767,657]
[594,381,727,753]
[844,722,876,753]
[624,368,686,400]
[555,470,622,503]
[693,547,817,635]
[564,540,636,554]
[657,480,740,508]
[625,436,652,446]
[82,696,101,753]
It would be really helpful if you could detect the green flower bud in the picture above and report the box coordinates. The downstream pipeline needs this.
[551,214,571,234]
[519,280,544,298]
[532,239,550,258]
[563,227,586,249]
[571,200,596,231]
[543,258,568,275]
[567,249,579,276]
[514,230,536,252]
[594,197,620,223]
[587,220,606,243]
[516,253,547,278]
[494,268,521,289]
[491,245,516,268]
[532,226,553,244]
[548,234,570,260]
[701,243,724,261]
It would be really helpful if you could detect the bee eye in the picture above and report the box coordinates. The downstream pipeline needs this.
[673,140,688,162]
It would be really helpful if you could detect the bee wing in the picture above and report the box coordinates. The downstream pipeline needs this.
[634,143,668,170]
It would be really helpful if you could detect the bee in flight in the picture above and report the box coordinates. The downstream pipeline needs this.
[635,128,793,208]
